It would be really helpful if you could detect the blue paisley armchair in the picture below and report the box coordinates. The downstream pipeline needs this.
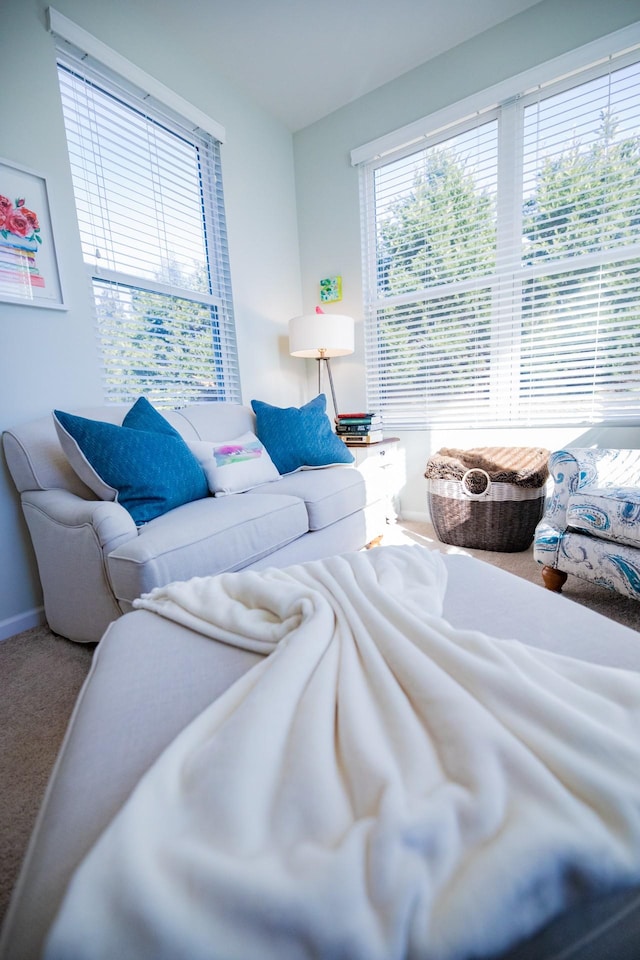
[534,448,640,601]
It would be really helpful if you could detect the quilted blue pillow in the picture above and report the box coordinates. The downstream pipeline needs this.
[121,395,183,437]
[251,394,354,475]
[53,398,208,525]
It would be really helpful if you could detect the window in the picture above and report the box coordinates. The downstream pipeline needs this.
[357,31,640,428]
[55,48,240,408]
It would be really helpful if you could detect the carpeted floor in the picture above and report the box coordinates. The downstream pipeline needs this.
[0,630,95,926]
[392,520,640,631]
[1,520,638,927]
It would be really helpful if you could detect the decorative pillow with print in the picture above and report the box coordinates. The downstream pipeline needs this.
[188,431,280,495]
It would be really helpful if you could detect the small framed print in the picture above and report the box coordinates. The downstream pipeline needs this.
[320,275,342,303]
[0,157,65,309]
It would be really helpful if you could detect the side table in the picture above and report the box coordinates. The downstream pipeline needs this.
[347,438,401,531]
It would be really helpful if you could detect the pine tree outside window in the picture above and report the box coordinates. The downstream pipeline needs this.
[55,46,240,409]
[357,31,640,429]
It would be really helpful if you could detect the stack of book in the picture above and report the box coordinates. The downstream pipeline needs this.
[335,412,383,444]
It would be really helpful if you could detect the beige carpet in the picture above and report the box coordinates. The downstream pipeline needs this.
[390,520,640,631]
[1,522,638,928]
[0,630,95,926]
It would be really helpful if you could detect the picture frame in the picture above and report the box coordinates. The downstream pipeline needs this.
[319,275,342,304]
[0,157,65,310]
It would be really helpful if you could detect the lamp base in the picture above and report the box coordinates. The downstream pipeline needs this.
[316,356,339,417]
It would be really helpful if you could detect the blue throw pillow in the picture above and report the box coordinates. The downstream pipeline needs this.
[122,395,183,437]
[53,399,209,525]
[251,394,354,475]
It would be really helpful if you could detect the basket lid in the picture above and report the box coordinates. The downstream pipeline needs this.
[425,446,549,488]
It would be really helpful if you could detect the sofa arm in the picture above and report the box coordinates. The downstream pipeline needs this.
[20,490,137,642]
[22,489,138,552]
[541,450,583,531]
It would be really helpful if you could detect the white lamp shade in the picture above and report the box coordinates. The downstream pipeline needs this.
[288,314,354,358]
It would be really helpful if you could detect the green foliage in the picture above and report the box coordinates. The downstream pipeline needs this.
[375,148,496,404]
[378,148,495,296]
[94,259,224,407]
[374,109,640,416]
[523,113,640,261]
[520,113,640,393]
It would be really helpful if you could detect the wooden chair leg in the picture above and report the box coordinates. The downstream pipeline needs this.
[541,565,568,593]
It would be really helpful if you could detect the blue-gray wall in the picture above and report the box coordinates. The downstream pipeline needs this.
[293,0,640,519]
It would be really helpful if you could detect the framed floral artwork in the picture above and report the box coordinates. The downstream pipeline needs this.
[0,158,65,309]
[319,276,342,303]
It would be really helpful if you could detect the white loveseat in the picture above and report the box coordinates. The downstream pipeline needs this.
[3,401,384,643]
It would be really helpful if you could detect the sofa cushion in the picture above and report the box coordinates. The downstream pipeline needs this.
[107,493,310,604]
[187,432,279,495]
[249,466,365,531]
[251,394,354,475]
[567,488,640,548]
[53,398,208,525]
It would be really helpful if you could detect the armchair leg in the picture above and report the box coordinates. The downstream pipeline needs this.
[541,565,568,593]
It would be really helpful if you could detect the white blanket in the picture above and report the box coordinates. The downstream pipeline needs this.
[46,546,640,960]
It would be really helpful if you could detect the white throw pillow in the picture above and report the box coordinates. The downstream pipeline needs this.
[188,432,280,495]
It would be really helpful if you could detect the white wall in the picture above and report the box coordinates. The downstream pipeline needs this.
[0,0,304,637]
[293,0,640,521]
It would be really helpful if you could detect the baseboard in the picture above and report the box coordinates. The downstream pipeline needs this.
[397,510,430,523]
[0,606,46,642]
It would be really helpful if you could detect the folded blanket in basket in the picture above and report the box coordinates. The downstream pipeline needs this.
[45,546,640,960]
[424,445,549,488]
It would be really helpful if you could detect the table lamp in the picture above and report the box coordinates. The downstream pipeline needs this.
[288,308,355,416]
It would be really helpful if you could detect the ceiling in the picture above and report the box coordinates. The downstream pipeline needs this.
[167,0,546,131]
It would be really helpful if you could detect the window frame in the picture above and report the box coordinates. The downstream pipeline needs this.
[355,24,640,430]
[52,13,240,408]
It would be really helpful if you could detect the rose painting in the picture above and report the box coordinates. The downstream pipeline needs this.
[0,193,45,291]
[0,195,41,243]
[0,158,64,308]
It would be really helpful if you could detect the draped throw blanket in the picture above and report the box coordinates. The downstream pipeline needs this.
[45,546,640,960]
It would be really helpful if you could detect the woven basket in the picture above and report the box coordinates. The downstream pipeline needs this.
[427,469,546,552]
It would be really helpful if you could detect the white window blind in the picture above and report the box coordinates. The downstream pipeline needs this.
[56,48,240,408]
[359,39,640,429]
